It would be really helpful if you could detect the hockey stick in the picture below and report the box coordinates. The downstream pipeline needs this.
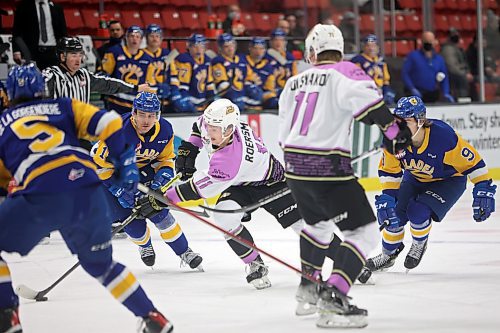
[134,187,320,284]
[14,175,183,302]
[137,183,210,217]
[15,210,140,302]
[267,48,288,66]
[200,146,383,215]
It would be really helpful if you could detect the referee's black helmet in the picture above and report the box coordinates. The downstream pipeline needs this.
[57,37,84,58]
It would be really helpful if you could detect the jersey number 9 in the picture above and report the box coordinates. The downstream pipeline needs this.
[461,147,475,162]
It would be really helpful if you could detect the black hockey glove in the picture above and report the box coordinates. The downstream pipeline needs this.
[135,195,168,220]
[176,140,200,181]
[382,118,412,158]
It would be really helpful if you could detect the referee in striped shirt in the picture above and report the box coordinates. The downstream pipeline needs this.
[42,37,150,104]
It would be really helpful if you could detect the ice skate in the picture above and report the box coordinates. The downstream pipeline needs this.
[365,243,405,272]
[245,255,271,290]
[316,284,368,328]
[180,248,204,272]
[356,267,376,285]
[139,244,156,267]
[404,239,428,272]
[138,310,173,333]
[0,306,22,333]
[295,282,319,316]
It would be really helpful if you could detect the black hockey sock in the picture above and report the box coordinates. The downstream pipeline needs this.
[226,225,257,261]
[299,231,328,284]
[329,241,366,288]
[325,233,342,262]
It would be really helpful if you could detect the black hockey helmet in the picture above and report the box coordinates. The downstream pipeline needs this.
[57,37,84,58]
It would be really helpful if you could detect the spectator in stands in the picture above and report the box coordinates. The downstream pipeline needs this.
[265,29,297,95]
[286,13,305,55]
[175,33,215,112]
[211,33,259,111]
[402,31,454,103]
[100,25,154,114]
[222,4,248,54]
[142,24,188,113]
[244,37,277,110]
[277,19,290,35]
[338,11,357,54]
[97,20,124,61]
[466,34,499,82]
[0,81,7,114]
[12,0,67,70]
[485,9,499,59]
[441,27,474,99]
[351,34,396,105]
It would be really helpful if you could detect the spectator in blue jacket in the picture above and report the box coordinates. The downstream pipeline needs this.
[402,31,455,103]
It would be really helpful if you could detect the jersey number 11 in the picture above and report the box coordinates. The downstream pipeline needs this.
[290,91,319,136]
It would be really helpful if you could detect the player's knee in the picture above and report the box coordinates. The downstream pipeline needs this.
[152,210,175,228]
[407,199,432,225]
[343,221,379,257]
[124,219,147,238]
[213,200,244,232]
[80,256,113,278]
[303,219,340,244]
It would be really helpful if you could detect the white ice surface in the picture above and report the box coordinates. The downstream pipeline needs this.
[4,184,500,333]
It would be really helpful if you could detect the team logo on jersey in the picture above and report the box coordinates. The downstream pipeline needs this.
[68,168,85,181]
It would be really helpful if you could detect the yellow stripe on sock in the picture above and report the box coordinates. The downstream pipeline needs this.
[130,227,151,246]
[300,259,322,271]
[410,224,432,238]
[110,272,138,300]
[160,223,182,241]
[382,229,405,243]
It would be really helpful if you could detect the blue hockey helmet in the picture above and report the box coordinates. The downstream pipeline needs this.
[217,33,235,47]
[133,91,161,114]
[145,24,162,37]
[394,96,426,120]
[249,37,266,47]
[126,25,144,37]
[187,33,206,45]
[270,28,287,39]
[363,34,378,44]
[6,63,45,100]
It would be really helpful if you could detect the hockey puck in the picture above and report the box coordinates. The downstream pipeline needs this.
[35,296,48,302]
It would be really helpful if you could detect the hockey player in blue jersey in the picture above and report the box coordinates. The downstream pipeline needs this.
[0,64,173,333]
[142,24,186,113]
[366,96,496,273]
[265,29,297,93]
[244,37,278,110]
[92,91,203,270]
[174,34,214,112]
[101,26,154,114]
[211,33,261,111]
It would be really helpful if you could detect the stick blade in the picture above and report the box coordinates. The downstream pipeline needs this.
[15,284,46,301]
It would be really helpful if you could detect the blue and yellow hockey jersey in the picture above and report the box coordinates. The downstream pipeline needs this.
[93,113,175,180]
[379,119,490,196]
[244,55,277,108]
[101,44,153,111]
[0,98,124,195]
[143,48,180,91]
[351,54,390,88]
[175,52,215,112]
[264,50,297,90]
[211,54,256,109]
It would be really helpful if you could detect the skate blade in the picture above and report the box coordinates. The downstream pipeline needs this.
[295,301,317,316]
[406,268,410,274]
[250,276,271,290]
[316,313,368,328]
[196,265,205,272]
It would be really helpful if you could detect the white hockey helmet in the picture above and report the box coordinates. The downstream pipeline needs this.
[203,98,240,137]
[305,23,344,63]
